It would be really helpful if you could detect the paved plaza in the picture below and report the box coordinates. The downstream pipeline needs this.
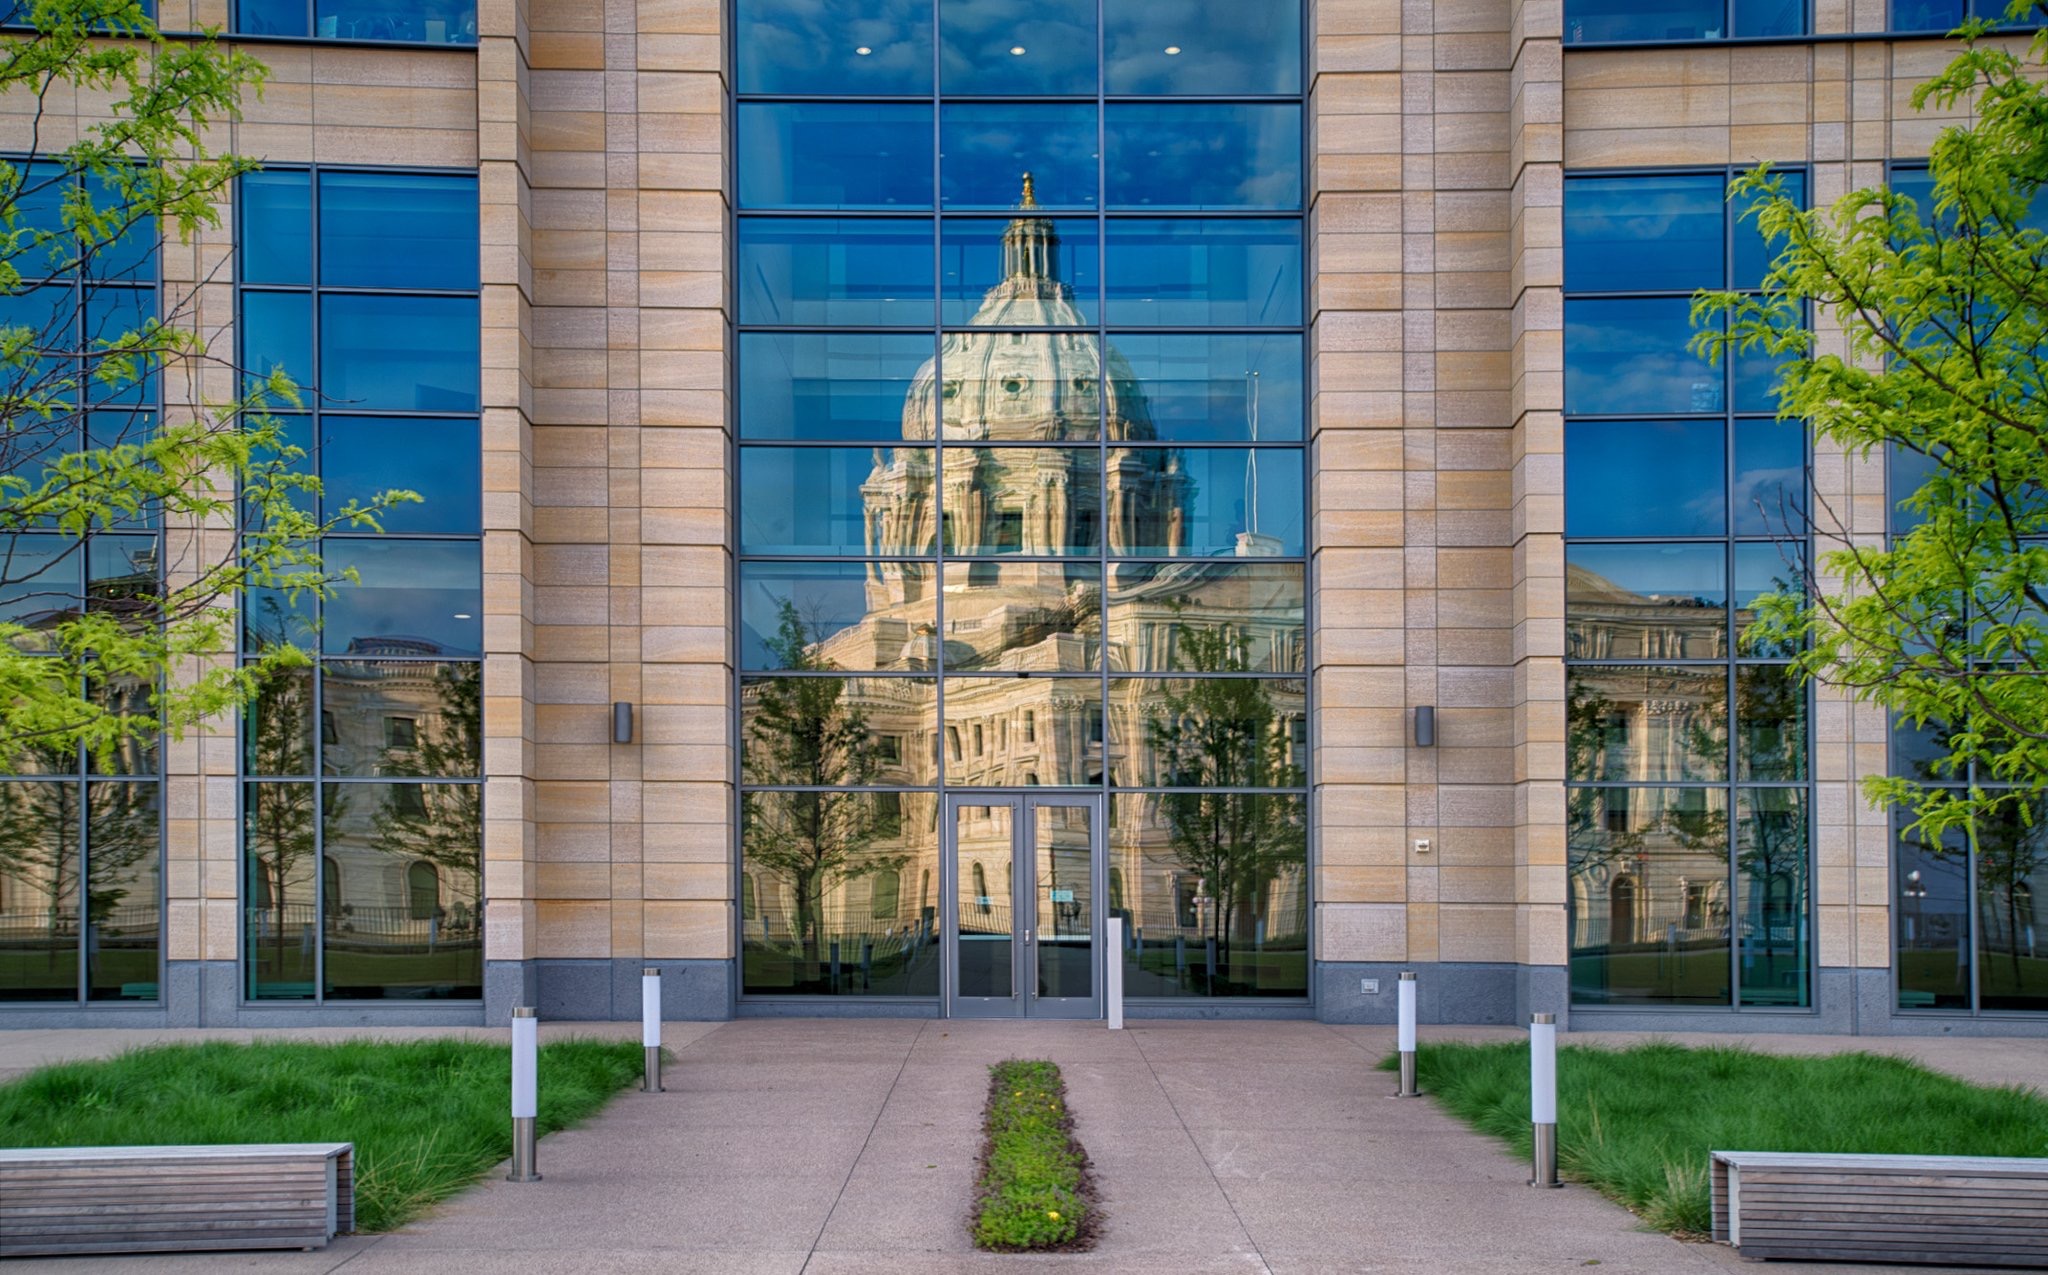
[1,1020,2041,1273]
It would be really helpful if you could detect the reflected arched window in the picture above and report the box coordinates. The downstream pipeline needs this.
[872,867,901,919]
[322,856,341,909]
[741,872,757,921]
[1610,876,1637,946]
[1023,710,1035,742]
[1110,866,1125,913]
[407,861,440,920]
[972,862,990,914]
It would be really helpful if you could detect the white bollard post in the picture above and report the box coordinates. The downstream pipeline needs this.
[641,966,663,1093]
[1394,970,1419,1098]
[1105,916,1124,1030]
[508,1006,541,1182]
[1529,1011,1559,1188]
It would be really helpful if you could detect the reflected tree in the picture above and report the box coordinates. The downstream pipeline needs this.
[742,600,895,967]
[1142,621,1305,981]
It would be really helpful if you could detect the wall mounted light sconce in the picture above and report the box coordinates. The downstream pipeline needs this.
[613,701,634,745]
[1414,705,1436,748]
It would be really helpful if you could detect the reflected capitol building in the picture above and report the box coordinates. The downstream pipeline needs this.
[742,182,1308,995]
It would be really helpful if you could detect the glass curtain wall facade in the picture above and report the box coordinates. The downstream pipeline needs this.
[734,0,1310,1002]
[1887,168,2048,1015]
[0,163,163,1004]
[1562,170,1815,1009]
[236,168,484,1003]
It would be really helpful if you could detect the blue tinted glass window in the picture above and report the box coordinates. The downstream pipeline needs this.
[1114,334,1303,442]
[321,416,481,534]
[241,171,311,286]
[1892,1,2032,31]
[1103,0,1302,95]
[1733,419,1806,537]
[1565,298,1722,416]
[939,0,1096,96]
[1565,420,1726,537]
[236,0,308,35]
[85,170,156,285]
[0,534,78,639]
[741,446,932,555]
[1565,174,1722,294]
[1110,447,1303,556]
[314,0,475,42]
[0,284,74,395]
[739,218,936,327]
[320,172,478,291]
[320,540,481,657]
[1733,0,1807,35]
[739,334,935,441]
[1733,336,1791,415]
[940,105,1098,210]
[83,287,156,405]
[942,217,1098,325]
[738,104,934,211]
[1889,443,1941,535]
[320,295,480,412]
[241,292,312,395]
[737,0,933,94]
[1734,171,1803,288]
[1566,0,1726,41]
[1104,220,1301,327]
[1105,105,1302,211]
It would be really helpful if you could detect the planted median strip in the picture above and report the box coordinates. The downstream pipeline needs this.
[1393,1040,2048,1236]
[971,1059,1097,1251]
[0,1038,643,1232]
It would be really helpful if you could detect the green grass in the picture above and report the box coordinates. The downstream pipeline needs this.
[971,1059,1094,1251]
[0,1038,642,1232]
[1395,1040,2048,1236]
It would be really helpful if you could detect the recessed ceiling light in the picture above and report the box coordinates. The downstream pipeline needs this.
[1010,45,1026,55]
[1164,45,1181,54]
[855,45,872,55]
[453,613,473,620]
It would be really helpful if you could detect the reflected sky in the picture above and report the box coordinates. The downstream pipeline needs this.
[1565,420,1726,538]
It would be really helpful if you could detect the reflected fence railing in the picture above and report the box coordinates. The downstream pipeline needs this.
[0,904,160,946]
[244,903,482,953]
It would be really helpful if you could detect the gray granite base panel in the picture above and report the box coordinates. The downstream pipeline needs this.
[486,959,735,1023]
[1316,961,1524,1025]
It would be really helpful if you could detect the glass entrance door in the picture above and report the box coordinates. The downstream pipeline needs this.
[944,794,1101,1018]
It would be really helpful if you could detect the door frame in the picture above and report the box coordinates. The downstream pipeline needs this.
[941,791,1105,1019]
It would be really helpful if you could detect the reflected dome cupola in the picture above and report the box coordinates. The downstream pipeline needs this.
[899,174,1156,444]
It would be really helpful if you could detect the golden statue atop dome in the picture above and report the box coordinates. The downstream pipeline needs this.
[1019,171,1037,208]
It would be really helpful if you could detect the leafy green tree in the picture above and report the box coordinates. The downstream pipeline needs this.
[0,1,408,772]
[1142,620,1305,985]
[1695,13,2048,864]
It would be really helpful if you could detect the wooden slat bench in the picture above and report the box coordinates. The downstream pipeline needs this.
[1711,1150,2048,1267]
[0,1143,354,1257]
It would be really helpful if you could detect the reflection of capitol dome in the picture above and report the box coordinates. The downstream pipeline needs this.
[867,175,1185,571]
[900,175,1156,444]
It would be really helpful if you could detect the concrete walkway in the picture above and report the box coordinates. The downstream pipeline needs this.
[2,1019,2041,1273]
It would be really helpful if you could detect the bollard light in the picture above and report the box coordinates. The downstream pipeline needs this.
[1529,1011,1560,1188]
[1105,916,1125,1030]
[641,966,663,1093]
[508,1006,541,1182]
[1394,970,1419,1098]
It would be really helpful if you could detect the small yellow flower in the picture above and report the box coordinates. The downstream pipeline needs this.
[1047,1210,1060,1220]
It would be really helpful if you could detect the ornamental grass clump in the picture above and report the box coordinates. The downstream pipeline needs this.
[971,1058,1096,1251]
